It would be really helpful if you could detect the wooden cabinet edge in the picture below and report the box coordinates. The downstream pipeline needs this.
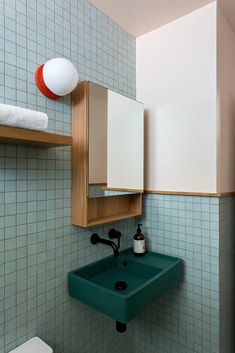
[72,81,89,226]
[144,189,235,197]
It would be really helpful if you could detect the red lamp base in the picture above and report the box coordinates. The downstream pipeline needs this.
[35,64,61,100]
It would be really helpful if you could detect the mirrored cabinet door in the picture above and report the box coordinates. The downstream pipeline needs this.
[72,81,143,227]
[107,90,144,192]
[88,83,144,198]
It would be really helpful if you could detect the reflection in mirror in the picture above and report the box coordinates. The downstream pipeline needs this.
[107,90,144,191]
[88,83,107,186]
[88,183,137,198]
[88,82,144,198]
[88,83,110,198]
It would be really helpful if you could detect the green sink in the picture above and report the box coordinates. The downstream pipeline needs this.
[68,248,183,324]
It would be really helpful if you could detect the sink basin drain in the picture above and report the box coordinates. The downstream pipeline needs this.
[115,281,127,291]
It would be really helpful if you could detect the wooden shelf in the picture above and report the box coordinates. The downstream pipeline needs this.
[0,125,72,148]
[101,186,144,193]
[88,211,141,227]
[87,193,142,227]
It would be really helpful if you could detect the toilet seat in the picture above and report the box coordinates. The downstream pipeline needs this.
[9,337,53,353]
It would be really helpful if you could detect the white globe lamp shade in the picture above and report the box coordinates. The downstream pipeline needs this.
[35,58,79,99]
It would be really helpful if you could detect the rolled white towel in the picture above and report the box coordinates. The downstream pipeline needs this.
[0,103,48,131]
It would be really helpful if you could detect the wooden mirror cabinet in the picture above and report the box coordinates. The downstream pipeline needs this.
[72,81,143,227]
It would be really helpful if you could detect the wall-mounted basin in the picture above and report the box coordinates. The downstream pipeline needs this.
[68,248,183,329]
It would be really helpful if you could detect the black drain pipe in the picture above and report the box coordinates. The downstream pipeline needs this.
[116,321,127,332]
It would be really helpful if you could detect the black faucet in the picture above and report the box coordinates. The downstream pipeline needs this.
[90,233,119,257]
[108,228,121,249]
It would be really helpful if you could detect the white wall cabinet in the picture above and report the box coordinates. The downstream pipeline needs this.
[137,3,218,193]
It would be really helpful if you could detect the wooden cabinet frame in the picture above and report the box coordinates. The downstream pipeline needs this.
[72,81,142,227]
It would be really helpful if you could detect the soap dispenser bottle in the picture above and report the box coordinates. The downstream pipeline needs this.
[133,224,145,256]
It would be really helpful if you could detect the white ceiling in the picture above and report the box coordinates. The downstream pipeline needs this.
[88,0,214,37]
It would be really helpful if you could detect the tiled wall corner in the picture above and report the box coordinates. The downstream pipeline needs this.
[0,1,136,352]
[136,194,220,353]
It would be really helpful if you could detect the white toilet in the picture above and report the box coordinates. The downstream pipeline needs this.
[9,337,53,353]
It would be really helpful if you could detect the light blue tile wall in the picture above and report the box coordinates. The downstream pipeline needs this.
[0,0,136,352]
[219,197,235,353]
[1,1,233,352]
[136,194,220,353]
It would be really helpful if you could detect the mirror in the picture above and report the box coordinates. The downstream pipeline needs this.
[88,82,144,198]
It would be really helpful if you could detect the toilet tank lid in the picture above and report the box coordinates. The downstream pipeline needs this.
[8,337,53,353]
